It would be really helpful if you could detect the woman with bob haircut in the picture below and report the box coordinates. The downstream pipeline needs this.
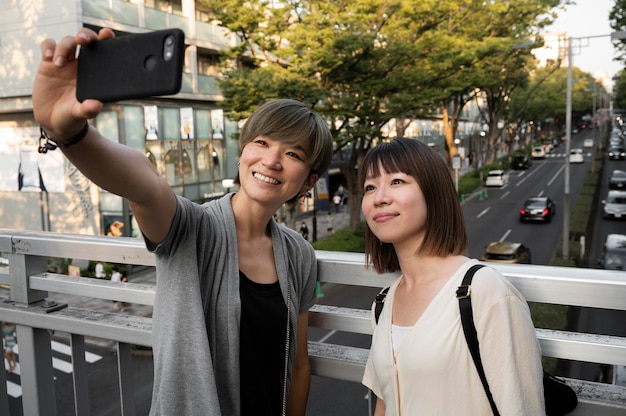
[32,27,334,416]
[359,138,545,415]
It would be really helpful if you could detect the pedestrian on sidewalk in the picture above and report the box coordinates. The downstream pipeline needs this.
[117,274,131,312]
[3,322,17,373]
[333,193,342,213]
[299,222,309,241]
[95,261,105,279]
[33,30,334,415]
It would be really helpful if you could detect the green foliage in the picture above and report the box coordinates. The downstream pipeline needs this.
[312,222,367,253]
[458,172,483,197]
[613,69,626,110]
[509,64,606,133]
[199,0,567,227]
[610,0,626,62]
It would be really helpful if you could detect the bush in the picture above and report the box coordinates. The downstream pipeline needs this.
[312,222,366,253]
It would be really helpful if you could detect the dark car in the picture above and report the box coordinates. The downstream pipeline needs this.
[511,154,532,170]
[608,146,626,160]
[609,170,626,190]
[519,197,556,222]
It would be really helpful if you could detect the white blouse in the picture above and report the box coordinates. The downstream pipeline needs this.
[362,259,545,415]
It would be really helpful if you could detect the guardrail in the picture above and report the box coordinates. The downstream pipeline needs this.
[0,229,625,415]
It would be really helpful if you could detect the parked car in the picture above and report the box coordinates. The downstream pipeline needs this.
[602,190,626,219]
[609,170,626,190]
[531,146,546,158]
[583,138,594,148]
[484,170,509,187]
[511,154,532,170]
[519,197,556,222]
[568,148,584,164]
[608,146,626,160]
[480,241,531,264]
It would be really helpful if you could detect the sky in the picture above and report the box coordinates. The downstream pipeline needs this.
[544,0,624,86]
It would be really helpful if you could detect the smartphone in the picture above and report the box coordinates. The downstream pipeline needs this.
[76,29,185,103]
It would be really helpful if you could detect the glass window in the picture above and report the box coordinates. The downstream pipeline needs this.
[198,51,220,76]
[123,106,145,151]
[195,109,211,139]
[212,140,224,179]
[161,108,180,140]
[197,143,212,182]
[100,191,123,212]
[96,111,119,142]
[164,147,182,186]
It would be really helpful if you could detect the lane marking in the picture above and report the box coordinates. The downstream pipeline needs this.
[477,207,490,218]
[318,330,337,344]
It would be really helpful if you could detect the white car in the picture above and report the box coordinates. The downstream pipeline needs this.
[569,148,584,163]
[485,170,509,187]
[583,139,594,148]
[531,146,546,158]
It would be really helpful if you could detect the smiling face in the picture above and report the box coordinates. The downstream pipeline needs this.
[238,135,317,207]
[362,164,427,249]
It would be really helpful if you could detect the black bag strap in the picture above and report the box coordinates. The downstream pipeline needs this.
[374,286,390,324]
[456,264,500,416]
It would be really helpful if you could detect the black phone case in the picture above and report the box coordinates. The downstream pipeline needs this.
[76,29,185,103]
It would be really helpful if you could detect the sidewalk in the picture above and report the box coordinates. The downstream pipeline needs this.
[295,205,355,243]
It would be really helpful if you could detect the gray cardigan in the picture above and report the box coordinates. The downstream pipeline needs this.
[148,194,317,416]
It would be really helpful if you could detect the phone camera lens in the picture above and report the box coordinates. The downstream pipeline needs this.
[163,35,175,61]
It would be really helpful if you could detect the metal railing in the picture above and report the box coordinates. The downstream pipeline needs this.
[0,229,625,415]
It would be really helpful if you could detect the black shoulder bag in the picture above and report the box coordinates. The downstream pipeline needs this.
[373,264,578,416]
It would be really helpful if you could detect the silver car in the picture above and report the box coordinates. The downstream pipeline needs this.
[602,190,626,219]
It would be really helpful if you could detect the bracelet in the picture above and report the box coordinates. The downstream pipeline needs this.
[38,122,89,154]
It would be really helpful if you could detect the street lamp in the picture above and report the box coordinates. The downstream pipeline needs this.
[563,31,626,260]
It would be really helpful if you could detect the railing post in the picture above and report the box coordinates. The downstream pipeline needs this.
[17,325,57,416]
[0,334,8,416]
[8,250,56,415]
[8,253,48,305]
[117,342,136,416]
[71,334,90,416]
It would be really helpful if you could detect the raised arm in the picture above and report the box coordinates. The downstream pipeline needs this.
[32,28,176,244]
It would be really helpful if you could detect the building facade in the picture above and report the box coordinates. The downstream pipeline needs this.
[0,0,242,237]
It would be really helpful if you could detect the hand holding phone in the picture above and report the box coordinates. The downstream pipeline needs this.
[76,29,185,103]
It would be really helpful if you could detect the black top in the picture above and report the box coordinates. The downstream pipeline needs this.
[239,271,288,415]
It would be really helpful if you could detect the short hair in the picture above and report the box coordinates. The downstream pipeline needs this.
[238,98,333,176]
[358,138,468,274]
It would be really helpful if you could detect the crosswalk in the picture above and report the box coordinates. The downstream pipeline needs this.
[537,151,592,158]
[4,340,102,398]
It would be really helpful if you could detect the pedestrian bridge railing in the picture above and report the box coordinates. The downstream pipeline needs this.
[0,229,625,416]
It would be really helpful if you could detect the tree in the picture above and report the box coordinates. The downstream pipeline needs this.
[610,0,626,63]
[200,0,566,228]
[614,70,626,110]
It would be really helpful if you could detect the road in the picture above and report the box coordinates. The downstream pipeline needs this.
[570,127,626,383]
[463,134,590,264]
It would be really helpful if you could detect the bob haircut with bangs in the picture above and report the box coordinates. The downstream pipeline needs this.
[234,99,334,204]
[358,138,468,274]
